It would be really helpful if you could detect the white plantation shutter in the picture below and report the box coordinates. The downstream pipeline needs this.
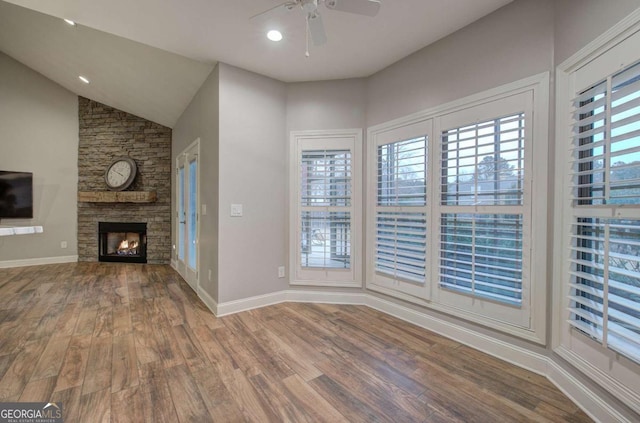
[367,77,546,339]
[378,138,427,206]
[569,219,640,361]
[440,213,523,305]
[376,212,427,282]
[375,137,427,284]
[442,114,525,206]
[440,114,526,306]
[300,149,351,269]
[569,61,640,363]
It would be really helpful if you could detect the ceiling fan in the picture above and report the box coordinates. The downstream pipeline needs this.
[252,0,381,56]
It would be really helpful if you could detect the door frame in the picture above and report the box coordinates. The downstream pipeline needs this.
[175,138,200,292]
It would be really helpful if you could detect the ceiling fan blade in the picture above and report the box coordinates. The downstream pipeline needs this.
[307,12,327,46]
[324,0,381,17]
[250,1,298,20]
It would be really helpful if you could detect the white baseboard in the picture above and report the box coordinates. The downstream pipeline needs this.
[364,294,549,376]
[215,290,367,317]
[546,358,632,423]
[285,290,367,305]
[211,288,634,422]
[197,286,218,316]
[553,346,640,419]
[216,291,287,316]
[214,289,546,373]
[0,255,78,269]
[170,259,177,271]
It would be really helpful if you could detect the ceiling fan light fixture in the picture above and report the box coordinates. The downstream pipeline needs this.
[252,0,381,56]
[267,30,283,42]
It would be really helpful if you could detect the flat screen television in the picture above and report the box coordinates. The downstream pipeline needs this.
[0,171,33,219]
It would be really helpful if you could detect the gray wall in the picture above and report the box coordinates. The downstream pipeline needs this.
[286,78,367,132]
[286,78,368,289]
[172,65,220,301]
[367,0,554,127]
[0,52,78,263]
[218,63,287,303]
[554,0,640,65]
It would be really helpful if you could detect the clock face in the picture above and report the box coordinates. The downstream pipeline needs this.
[105,158,136,190]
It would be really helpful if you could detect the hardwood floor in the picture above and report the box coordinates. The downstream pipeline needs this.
[0,263,592,422]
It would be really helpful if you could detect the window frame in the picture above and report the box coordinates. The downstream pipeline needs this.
[367,73,549,343]
[554,17,640,413]
[289,129,362,287]
[367,120,432,302]
[432,92,534,329]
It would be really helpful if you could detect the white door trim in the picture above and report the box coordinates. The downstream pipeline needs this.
[175,138,200,291]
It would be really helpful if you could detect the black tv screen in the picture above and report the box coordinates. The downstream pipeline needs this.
[0,171,33,219]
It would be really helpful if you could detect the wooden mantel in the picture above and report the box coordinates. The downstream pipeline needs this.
[78,191,157,203]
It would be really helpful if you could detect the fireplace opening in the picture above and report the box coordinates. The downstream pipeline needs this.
[99,222,147,263]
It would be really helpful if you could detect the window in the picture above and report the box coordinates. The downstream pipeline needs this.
[440,114,525,306]
[367,74,547,341]
[367,121,431,301]
[440,213,523,305]
[569,61,640,363]
[375,137,427,284]
[432,92,535,331]
[290,130,362,287]
[555,21,640,413]
[300,150,351,269]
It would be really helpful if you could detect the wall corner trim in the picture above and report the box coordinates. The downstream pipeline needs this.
[546,357,633,423]
[197,286,218,316]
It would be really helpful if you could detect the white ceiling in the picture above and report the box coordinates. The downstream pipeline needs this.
[0,1,213,128]
[0,0,513,127]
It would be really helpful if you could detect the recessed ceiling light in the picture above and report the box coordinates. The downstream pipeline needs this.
[267,30,283,42]
[78,76,90,84]
[63,18,76,26]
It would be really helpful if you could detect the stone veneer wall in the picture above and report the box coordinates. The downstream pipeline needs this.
[77,97,172,263]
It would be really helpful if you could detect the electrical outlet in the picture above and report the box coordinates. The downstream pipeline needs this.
[278,266,285,278]
[60,241,68,249]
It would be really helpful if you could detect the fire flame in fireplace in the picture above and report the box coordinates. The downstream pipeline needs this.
[117,239,139,255]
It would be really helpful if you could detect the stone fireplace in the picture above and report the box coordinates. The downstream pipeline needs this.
[77,97,171,264]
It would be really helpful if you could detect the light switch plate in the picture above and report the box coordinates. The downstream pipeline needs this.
[231,204,243,217]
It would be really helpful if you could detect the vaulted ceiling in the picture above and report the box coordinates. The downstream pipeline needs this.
[0,0,512,127]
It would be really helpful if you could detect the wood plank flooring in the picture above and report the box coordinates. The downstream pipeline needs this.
[0,263,592,422]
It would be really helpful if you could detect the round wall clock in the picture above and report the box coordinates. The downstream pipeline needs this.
[105,157,137,191]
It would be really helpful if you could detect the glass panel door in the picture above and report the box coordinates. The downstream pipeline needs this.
[175,140,199,291]
[188,157,198,271]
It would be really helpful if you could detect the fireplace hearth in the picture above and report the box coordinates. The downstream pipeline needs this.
[98,222,147,263]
